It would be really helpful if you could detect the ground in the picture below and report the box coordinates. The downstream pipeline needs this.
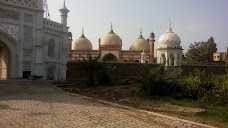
[0,80,222,128]
[57,83,228,128]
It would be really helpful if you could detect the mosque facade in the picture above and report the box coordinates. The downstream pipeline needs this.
[0,0,69,80]
[68,23,183,66]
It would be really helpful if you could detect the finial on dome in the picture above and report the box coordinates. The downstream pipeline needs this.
[167,18,173,32]
[80,26,85,38]
[109,22,114,34]
[138,27,143,38]
[140,27,142,35]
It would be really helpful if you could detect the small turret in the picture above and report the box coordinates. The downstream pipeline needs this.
[141,50,146,63]
[59,0,69,32]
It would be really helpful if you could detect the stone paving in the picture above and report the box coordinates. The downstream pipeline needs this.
[0,80,216,128]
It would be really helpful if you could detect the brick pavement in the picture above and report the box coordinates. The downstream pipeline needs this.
[0,80,216,128]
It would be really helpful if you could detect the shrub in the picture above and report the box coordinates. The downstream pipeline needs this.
[96,63,115,85]
[137,65,175,96]
[138,67,228,106]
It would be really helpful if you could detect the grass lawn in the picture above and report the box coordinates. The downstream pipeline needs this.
[140,94,228,123]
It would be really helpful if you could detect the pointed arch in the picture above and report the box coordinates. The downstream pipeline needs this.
[102,53,117,61]
[160,53,166,65]
[0,31,17,79]
[169,53,174,66]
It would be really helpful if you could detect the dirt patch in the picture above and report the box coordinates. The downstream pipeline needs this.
[57,83,227,128]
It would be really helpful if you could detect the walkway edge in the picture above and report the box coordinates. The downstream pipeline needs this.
[64,91,217,128]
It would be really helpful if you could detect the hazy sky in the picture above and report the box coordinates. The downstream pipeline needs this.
[48,0,228,53]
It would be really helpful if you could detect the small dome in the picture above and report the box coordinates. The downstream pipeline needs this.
[100,29,121,46]
[73,34,92,50]
[158,26,181,49]
[130,34,150,51]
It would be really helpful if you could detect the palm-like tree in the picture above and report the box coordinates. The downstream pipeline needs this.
[79,54,99,86]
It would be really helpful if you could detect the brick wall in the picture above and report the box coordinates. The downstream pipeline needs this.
[67,62,226,80]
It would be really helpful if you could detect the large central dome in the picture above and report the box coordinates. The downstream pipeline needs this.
[100,28,121,46]
[130,34,149,51]
[158,26,181,49]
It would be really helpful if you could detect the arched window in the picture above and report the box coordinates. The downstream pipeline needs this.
[47,66,55,80]
[48,39,55,57]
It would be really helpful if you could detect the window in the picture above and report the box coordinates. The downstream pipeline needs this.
[48,39,55,57]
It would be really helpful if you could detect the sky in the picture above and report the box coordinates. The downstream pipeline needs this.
[47,0,228,53]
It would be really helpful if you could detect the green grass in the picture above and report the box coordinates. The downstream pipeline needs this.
[138,92,228,123]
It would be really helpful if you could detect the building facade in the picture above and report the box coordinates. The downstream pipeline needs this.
[68,22,182,66]
[68,26,156,63]
[0,0,69,80]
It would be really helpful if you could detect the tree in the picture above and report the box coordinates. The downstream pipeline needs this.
[186,37,217,64]
[79,54,99,86]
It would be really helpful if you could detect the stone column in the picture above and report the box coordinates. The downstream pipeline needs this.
[34,4,44,77]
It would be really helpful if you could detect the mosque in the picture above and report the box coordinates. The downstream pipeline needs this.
[0,0,69,80]
[0,0,182,80]
[68,23,183,66]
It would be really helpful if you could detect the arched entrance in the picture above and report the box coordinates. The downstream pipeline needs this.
[169,54,174,66]
[0,41,10,80]
[103,53,117,61]
[160,54,166,65]
[0,31,17,80]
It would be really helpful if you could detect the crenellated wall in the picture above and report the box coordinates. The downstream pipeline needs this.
[1,0,38,9]
[43,19,63,31]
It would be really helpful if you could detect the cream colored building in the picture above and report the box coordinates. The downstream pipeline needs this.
[68,26,155,63]
[68,22,182,66]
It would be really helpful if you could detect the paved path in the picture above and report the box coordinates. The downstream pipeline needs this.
[0,80,216,128]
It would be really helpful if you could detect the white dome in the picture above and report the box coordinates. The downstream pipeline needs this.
[130,35,149,51]
[73,34,92,50]
[100,29,121,46]
[158,27,181,49]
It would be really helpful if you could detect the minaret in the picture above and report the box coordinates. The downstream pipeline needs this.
[149,31,155,63]
[59,0,69,32]
[59,0,69,80]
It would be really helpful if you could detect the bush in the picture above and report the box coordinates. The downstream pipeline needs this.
[138,67,228,106]
[138,65,174,96]
[96,63,115,85]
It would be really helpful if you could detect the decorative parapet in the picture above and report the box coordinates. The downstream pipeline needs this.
[43,19,63,31]
[0,0,38,9]
[99,45,122,49]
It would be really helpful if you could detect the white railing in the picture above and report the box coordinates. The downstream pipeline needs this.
[2,0,38,9]
[43,19,63,31]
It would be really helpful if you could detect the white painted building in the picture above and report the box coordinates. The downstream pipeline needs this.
[0,0,69,80]
[157,22,183,66]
